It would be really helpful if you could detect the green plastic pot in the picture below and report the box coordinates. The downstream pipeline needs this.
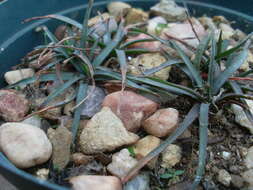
[0,0,252,189]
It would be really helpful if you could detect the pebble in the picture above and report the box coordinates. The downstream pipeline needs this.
[0,90,29,122]
[161,144,182,168]
[70,175,122,190]
[0,122,52,168]
[231,174,245,188]
[150,0,187,22]
[147,16,167,35]
[143,108,179,137]
[4,68,34,85]
[107,1,131,18]
[22,115,42,128]
[231,99,253,134]
[79,107,139,154]
[217,169,231,186]
[48,126,72,170]
[221,151,232,160]
[125,8,148,25]
[123,172,150,190]
[107,148,138,178]
[102,91,158,132]
[129,53,171,81]
[242,169,253,187]
[219,23,234,40]
[81,86,106,118]
[35,168,49,180]
[133,135,161,169]
[245,146,253,169]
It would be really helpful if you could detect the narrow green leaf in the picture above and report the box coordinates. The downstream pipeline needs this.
[191,103,209,189]
[208,37,216,96]
[120,38,156,49]
[213,44,249,94]
[174,170,184,176]
[170,41,203,87]
[80,0,94,47]
[72,82,88,143]
[116,49,127,90]
[216,32,253,60]
[5,73,81,89]
[160,173,174,179]
[122,104,200,183]
[93,21,125,67]
[194,33,212,70]
[40,75,83,107]
[143,59,181,76]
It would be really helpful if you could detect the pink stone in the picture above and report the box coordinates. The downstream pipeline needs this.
[0,90,29,122]
[102,91,158,132]
[143,108,179,137]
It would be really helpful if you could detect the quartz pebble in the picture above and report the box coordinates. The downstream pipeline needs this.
[0,122,52,168]
[107,149,138,178]
[217,169,231,187]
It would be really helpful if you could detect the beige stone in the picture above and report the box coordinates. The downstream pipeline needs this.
[70,175,122,190]
[107,1,131,18]
[71,153,93,166]
[161,144,182,168]
[79,107,139,154]
[242,169,253,187]
[133,136,161,169]
[4,68,34,85]
[129,53,171,81]
[107,149,138,178]
[125,8,148,25]
[0,123,52,168]
[245,146,253,169]
[217,169,231,186]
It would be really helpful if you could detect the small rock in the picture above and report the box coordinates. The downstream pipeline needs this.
[198,16,217,31]
[213,15,230,24]
[107,149,138,178]
[124,172,150,190]
[70,175,122,190]
[79,107,139,154]
[242,169,253,187]
[0,90,29,122]
[161,144,182,168]
[231,99,253,134]
[125,8,148,25]
[221,151,231,160]
[217,169,231,187]
[107,1,131,18]
[231,174,244,188]
[81,86,106,118]
[126,33,161,52]
[245,146,253,169]
[142,108,179,137]
[178,129,191,139]
[88,13,110,27]
[219,23,234,40]
[71,153,93,166]
[150,0,187,22]
[161,21,206,56]
[4,68,34,85]
[22,115,42,128]
[102,91,158,132]
[48,126,72,170]
[129,53,171,81]
[133,136,161,169]
[147,16,167,35]
[233,29,246,41]
[0,122,52,168]
[35,168,49,180]
[242,50,253,72]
